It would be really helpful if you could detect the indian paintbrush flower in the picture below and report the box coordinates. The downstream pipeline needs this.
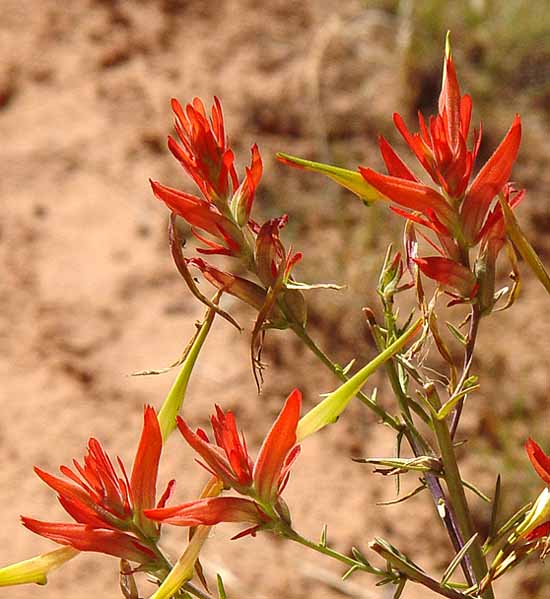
[145,389,302,536]
[21,406,173,564]
[153,97,307,344]
[151,97,262,258]
[278,38,524,307]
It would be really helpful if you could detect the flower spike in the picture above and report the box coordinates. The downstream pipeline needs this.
[146,390,302,537]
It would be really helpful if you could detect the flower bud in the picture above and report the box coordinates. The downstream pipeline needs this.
[516,488,550,539]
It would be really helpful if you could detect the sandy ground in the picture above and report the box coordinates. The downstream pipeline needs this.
[1,1,549,598]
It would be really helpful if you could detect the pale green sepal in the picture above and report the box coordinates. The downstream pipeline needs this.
[277,153,383,204]
[149,527,210,599]
[498,194,550,296]
[296,318,422,441]
[516,488,550,537]
[0,547,79,587]
[158,308,215,442]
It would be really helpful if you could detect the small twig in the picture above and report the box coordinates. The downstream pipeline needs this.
[369,540,470,599]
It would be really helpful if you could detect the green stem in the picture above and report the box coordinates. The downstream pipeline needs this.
[450,304,481,439]
[294,320,474,584]
[181,582,215,599]
[290,323,402,431]
[282,526,386,578]
[369,540,470,599]
[426,384,494,598]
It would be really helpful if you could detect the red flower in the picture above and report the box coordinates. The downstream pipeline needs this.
[145,390,302,536]
[526,437,550,485]
[360,53,521,248]
[151,97,263,257]
[169,97,238,202]
[22,406,173,563]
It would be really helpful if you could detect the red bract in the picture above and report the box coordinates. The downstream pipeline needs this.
[169,97,238,202]
[526,522,550,542]
[21,406,172,563]
[151,97,263,257]
[255,216,303,289]
[526,438,550,485]
[460,115,521,244]
[414,256,477,299]
[145,390,302,536]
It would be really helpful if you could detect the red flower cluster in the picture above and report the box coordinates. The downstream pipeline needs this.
[151,97,262,257]
[146,389,302,538]
[360,52,523,299]
[152,97,304,334]
[22,407,172,564]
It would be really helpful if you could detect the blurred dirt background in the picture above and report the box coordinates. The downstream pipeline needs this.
[1,1,549,598]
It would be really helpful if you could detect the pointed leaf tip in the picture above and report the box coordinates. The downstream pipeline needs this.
[276,153,383,203]
[0,547,79,587]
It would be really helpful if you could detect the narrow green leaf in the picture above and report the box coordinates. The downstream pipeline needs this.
[320,524,328,548]
[150,527,211,599]
[393,577,407,599]
[217,574,228,599]
[437,384,480,420]
[483,503,532,553]
[277,152,383,204]
[498,194,550,295]
[441,533,479,587]
[377,483,427,506]
[355,456,441,473]
[158,308,216,441]
[342,565,360,581]
[445,321,467,345]
[462,479,491,503]
[296,318,422,440]
[351,547,371,567]
[0,547,79,587]
[489,475,502,540]
[341,358,356,376]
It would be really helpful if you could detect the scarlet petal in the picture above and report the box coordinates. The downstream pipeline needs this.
[413,257,477,297]
[57,496,108,529]
[187,258,269,312]
[461,115,522,243]
[253,389,302,504]
[438,57,462,152]
[130,406,162,535]
[21,518,155,563]
[526,438,550,485]
[150,179,225,237]
[177,417,240,489]
[359,168,454,227]
[33,468,99,521]
[378,136,418,182]
[145,497,265,527]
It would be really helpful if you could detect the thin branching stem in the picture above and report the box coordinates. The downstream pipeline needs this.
[291,322,475,584]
